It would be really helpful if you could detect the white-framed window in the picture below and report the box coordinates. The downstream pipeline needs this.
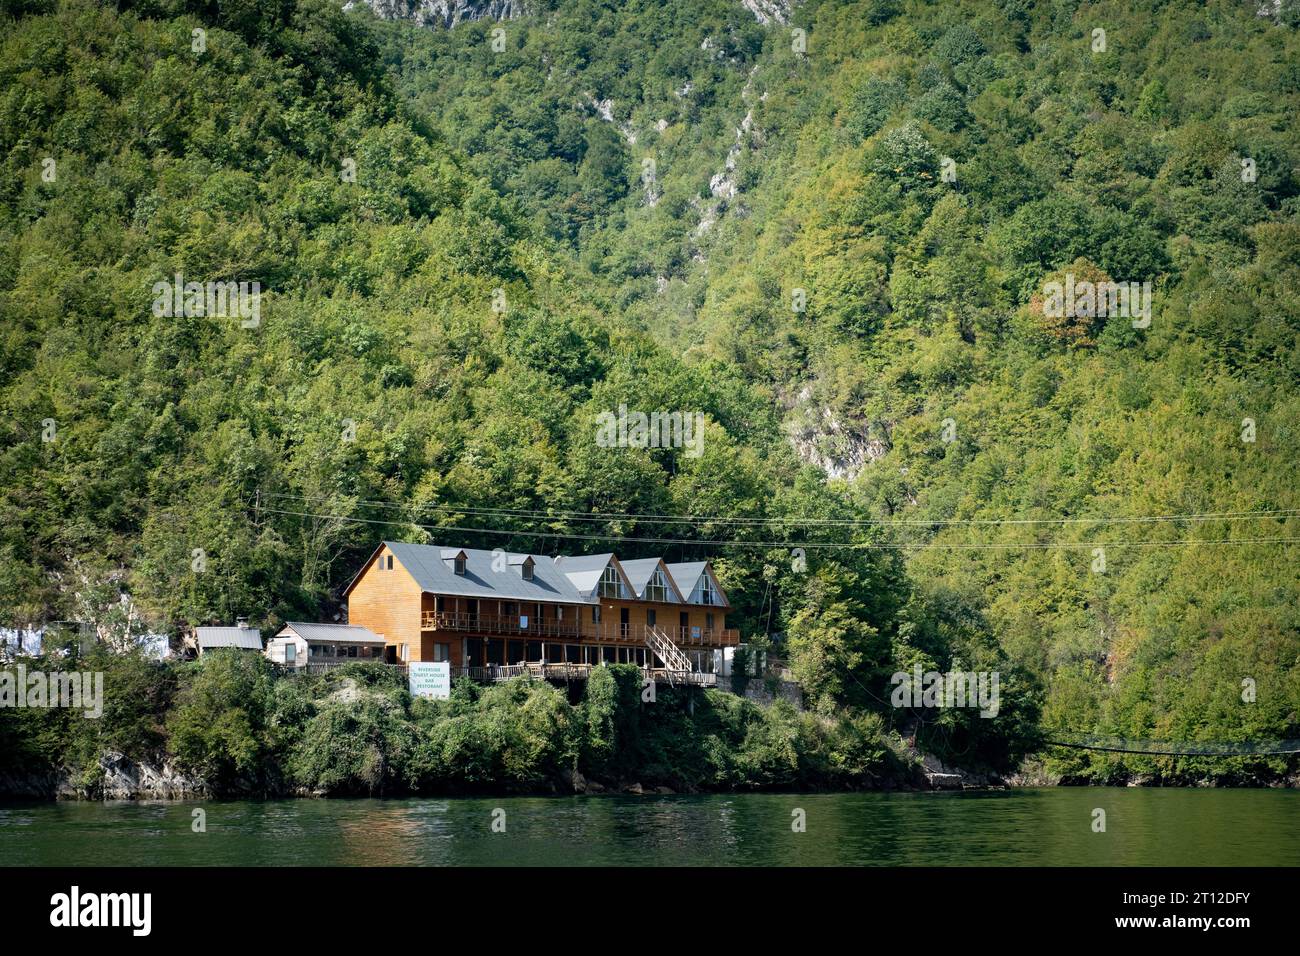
[522,560,534,581]
[699,574,718,605]
[598,565,623,598]
[454,556,466,575]
[433,643,450,662]
[644,568,671,603]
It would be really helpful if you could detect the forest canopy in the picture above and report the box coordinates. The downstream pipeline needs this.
[1,0,1297,784]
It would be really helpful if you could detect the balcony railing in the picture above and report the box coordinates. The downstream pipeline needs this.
[422,611,582,639]
[421,611,738,646]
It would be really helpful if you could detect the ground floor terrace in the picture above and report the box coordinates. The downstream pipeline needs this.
[290,657,720,687]
[390,634,723,675]
[408,595,739,667]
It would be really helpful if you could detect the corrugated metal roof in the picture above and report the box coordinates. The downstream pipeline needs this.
[386,542,595,605]
[196,627,262,650]
[278,622,386,645]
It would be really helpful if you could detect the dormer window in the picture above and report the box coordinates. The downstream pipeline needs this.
[522,559,534,582]
[442,548,470,576]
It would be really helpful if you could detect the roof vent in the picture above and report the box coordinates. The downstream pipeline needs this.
[235,616,249,629]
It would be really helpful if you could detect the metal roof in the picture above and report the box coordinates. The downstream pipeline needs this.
[666,561,708,593]
[348,542,727,608]
[277,622,386,645]
[666,561,730,608]
[385,541,594,605]
[553,553,619,598]
[196,626,262,650]
[618,558,683,602]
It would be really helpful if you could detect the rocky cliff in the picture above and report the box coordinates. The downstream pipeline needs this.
[344,0,529,28]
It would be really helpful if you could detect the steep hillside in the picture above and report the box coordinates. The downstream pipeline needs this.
[1,0,1297,783]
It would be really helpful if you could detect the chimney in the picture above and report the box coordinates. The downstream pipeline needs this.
[236,616,249,630]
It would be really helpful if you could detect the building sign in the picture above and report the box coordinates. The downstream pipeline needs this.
[409,661,451,700]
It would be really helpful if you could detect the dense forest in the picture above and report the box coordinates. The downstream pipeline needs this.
[0,0,1297,790]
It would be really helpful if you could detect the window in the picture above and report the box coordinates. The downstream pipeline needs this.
[706,613,715,629]
[433,643,450,662]
[591,606,601,623]
[699,574,718,605]
[522,561,534,581]
[454,555,466,575]
[598,565,623,598]
[647,609,657,627]
[644,568,671,603]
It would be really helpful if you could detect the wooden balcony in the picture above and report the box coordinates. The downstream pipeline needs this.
[422,610,581,639]
[421,611,739,647]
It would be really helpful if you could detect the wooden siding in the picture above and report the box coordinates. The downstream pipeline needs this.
[345,548,737,665]
[346,544,423,662]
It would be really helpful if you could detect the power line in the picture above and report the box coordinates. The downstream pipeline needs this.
[259,492,1300,529]
[257,505,1300,551]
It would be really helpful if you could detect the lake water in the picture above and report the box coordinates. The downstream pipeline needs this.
[1,788,1296,866]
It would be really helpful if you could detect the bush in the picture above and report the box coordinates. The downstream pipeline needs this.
[166,651,278,791]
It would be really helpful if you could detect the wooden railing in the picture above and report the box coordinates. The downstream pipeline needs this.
[453,663,717,687]
[281,660,407,676]
[422,611,738,646]
[422,611,581,638]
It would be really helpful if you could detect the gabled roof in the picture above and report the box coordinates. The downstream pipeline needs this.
[555,553,633,598]
[619,557,685,602]
[380,541,593,605]
[276,622,385,645]
[666,561,731,608]
[196,626,262,650]
[344,541,730,609]
[666,561,708,591]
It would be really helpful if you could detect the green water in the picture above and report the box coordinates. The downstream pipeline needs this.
[1,789,1296,866]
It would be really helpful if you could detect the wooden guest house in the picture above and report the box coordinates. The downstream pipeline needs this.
[343,541,739,681]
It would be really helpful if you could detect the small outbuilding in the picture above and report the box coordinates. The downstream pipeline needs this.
[194,619,263,656]
[267,622,387,669]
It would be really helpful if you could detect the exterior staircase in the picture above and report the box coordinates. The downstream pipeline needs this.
[645,626,692,685]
